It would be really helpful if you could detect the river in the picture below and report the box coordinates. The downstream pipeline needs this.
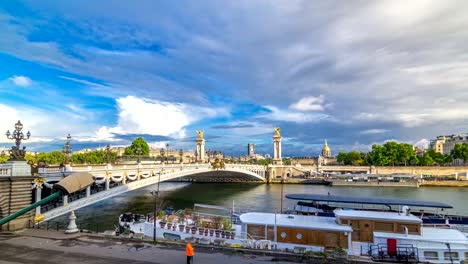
[58,183,468,231]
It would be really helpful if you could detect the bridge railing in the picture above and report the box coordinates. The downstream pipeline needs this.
[0,164,12,176]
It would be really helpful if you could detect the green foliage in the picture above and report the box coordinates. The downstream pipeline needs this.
[337,150,365,165]
[124,137,150,156]
[70,150,117,164]
[256,158,272,166]
[451,143,468,164]
[222,218,232,230]
[282,158,291,165]
[0,155,8,163]
[37,150,66,164]
[367,142,418,166]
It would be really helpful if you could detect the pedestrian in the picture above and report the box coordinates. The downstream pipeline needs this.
[186,242,194,264]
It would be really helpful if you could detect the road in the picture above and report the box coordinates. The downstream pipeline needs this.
[0,235,296,264]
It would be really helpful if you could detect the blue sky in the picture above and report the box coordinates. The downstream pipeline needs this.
[1,1,468,156]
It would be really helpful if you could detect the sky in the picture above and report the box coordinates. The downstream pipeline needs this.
[1,1,468,157]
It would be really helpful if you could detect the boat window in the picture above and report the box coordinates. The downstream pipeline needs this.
[341,219,348,225]
[444,252,459,261]
[281,232,286,238]
[375,222,393,232]
[423,251,438,260]
[296,233,302,239]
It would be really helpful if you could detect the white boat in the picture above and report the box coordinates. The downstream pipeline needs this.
[118,200,468,263]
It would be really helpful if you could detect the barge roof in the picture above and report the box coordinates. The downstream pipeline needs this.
[286,194,453,209]
[334,209,422,223]
[239,212,352,232]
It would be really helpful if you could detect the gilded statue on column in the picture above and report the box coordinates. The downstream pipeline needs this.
[197,130,204,139]
[274,127,281,136]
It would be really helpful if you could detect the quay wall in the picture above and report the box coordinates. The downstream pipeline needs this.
[419,180,468,187]
[318,165,468,177]
[371,166,468,176]
[330,179,419,188]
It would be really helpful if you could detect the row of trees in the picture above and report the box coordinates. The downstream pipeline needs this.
[337,142,468,166]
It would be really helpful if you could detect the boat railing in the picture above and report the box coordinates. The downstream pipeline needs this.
[450,224,468,233]
[369,244,418,262]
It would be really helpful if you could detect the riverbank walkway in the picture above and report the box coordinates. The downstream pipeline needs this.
[0,229,303,264]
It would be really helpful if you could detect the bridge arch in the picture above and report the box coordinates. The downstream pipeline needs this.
[39,167,265,222]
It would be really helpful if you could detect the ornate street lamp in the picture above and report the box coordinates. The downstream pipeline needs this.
[5,120,31,161]
[105,144,111,164]
[62,134,72,164]
[179,149,183,163]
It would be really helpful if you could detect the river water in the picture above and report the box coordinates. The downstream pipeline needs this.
[63,183,468,230]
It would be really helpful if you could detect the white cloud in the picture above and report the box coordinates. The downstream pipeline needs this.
[95,96,227,139]
[360,129,389,135]
[289,95,326,111]
[414,138,430,149]
[259,105,331,123]
[0,103,95,144]
[9,75,32,87]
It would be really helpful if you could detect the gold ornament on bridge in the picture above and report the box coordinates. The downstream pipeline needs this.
[34,212,44,223]
[197,130,204,139]
[211,158,225,170]
[32,176,46,189]
[274,127,281,136]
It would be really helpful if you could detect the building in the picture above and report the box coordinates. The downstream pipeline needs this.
[321,139,332,158]
[429,133,468,155]
[247,143,254,157]
[291,140,337,166]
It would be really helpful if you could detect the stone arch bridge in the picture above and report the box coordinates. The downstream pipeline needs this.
[34,163,267,222]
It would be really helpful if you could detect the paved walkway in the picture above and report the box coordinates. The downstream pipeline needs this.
[0,231,297,264]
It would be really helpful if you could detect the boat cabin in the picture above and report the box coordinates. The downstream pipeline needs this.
[239,212,352,251]
[334,209,422,242]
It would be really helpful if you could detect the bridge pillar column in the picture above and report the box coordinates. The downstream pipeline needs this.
[63,195,69,206]
[272,129,282,165]
[35,186,42,216]
[195,131,205,163]
[86,186,91,198]
[105,178,110,191]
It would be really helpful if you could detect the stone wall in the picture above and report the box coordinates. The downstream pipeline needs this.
[0,176,34,231]
[370,166,468,176]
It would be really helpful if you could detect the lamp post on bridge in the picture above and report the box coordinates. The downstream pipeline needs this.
[62,134,72,164]
[105,144,111,165]
[136,147,142,179]
[5,120,31,161]
[151,169,161,243]
[160,148,165,164]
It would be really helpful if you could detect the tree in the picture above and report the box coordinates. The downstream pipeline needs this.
[419,152,435,166]
[124,137,150,156]
[336,152,348,164]
[348,151,364,165]
[368,145,390,166]
[451,143,468,165]
[396,143,416,166]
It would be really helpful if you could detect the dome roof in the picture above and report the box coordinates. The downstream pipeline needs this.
[322,139,330,151]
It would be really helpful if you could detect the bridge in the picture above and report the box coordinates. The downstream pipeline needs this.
[1,126,297,230]
[32,163,267,222]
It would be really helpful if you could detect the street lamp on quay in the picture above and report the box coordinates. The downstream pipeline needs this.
[150,171,161,243]
[62,134,72,164]
[105,144,111,164]
[160,148,165,164]
[5,120,31,161]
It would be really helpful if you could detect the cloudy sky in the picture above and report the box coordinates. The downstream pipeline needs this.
[1,1,467,156]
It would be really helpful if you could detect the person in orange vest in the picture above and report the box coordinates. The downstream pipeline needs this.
[186,242,194,264]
